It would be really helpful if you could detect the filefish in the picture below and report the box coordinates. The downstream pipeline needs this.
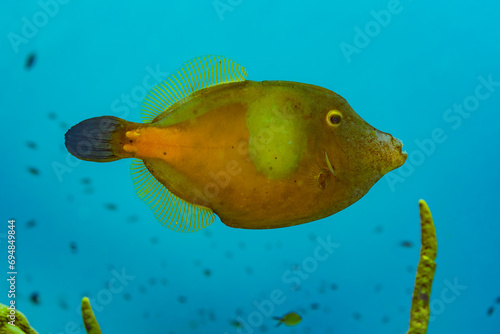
[65,55,407,232]
[273,312,302,327]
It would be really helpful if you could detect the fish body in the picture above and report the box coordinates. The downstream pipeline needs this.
[274,312,302,326]
[65,56,407,231]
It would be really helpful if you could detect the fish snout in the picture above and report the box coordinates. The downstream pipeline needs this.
[373,130,407,175]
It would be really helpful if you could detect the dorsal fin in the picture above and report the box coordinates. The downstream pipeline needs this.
[130,159,216,232]
[140,55,248,123]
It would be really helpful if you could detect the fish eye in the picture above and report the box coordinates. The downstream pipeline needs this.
[326,110,342,126]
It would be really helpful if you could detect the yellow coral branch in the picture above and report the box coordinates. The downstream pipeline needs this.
[81,297,102,334]
[407,199,437,334]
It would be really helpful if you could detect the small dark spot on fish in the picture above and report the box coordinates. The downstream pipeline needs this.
[27,167,40,176]
[419,292,429,302]
[178,295,187,304]
[26,141,37,150]
[203,269,212,277]
[275,156,277,159]
[163,152,166,155]
[400,240,413,248]
[269,166,272,170]
[231,146,234,149]
[193,110,198,115]
[26,219,36,228]
[129,140,133,143]
[104,203,117,211]
[69,241,77,254]
[25,52,36,70]
[30,292,40,305]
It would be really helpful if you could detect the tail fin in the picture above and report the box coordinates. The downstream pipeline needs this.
[65,116,130,162]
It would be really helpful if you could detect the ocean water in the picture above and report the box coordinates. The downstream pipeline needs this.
[1,1,499,333]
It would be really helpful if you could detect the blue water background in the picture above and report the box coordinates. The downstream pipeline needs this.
[1,1,499,333]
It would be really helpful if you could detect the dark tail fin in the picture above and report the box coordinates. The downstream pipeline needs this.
[65,116,130,162]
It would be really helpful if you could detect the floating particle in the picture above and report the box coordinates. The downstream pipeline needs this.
[25,52,36,69]
[245,266,254,275]
[323,306,331,314]
[496,296,500,304]
[374,283,382,293]
[330,283,338,291]
[104,203,117,211]
[178,295,187,304]
[406,265,414,273]
[26,141,37,150]
[400,240,413,248]
[148,277,157,286]
[160,278,168,286]
[69,241,77,254]
[193,259,202,267]
[27,167,40,176]
[47,112,57,120]
[310,302,319,310]
[235,308,244,316]
[352,312,362,321]
[142,311,150,319]
[83,187,94,195]
[238,241,246,249]
[160,260,167,269]
[230,320,243,328]
[308,233,317,242]
[123,293,131,301]
[30,292,40,305]
[204,230,212,238]
[127,215,139,223]
[80,178,91,185]
[150,236,159,244]
[373,225,384,233]
[225,251,234,259]
[138,285,147,294]
[59,121,68,130]
[203,269,212,277]
[210,241,217,249]
[188,320,198,330]
[275,241,283,249]
[208,310,216,322]
[381,315,390,324]
[259,324,268,332]
[487,306,494,316]
[265,242,273,250]
[58,296,68,310]
[26,219,36,228]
